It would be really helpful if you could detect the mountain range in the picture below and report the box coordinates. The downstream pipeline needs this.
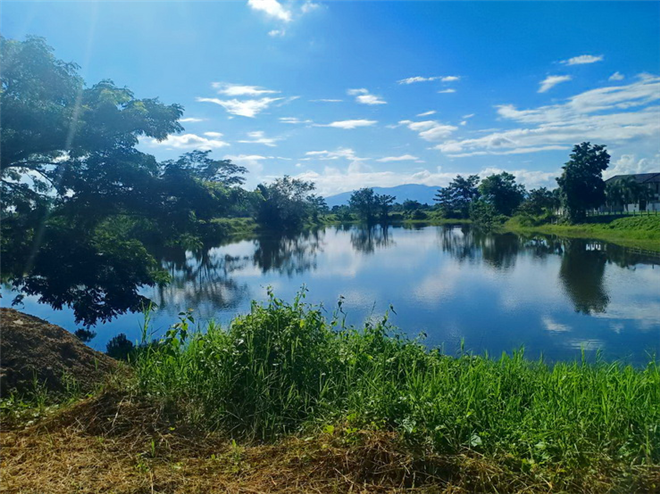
[325,184,440,207]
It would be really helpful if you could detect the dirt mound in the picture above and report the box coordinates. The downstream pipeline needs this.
[0,308,116,397]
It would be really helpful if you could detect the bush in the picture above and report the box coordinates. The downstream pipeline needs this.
[135,292,660,473]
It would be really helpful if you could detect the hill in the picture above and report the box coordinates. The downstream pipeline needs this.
[325,184,439,207]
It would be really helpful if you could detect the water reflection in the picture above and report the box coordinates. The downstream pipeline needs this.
[350,225,393,254]
[559,240,610,315]
[3,224,659,363]
[253,229,324,276]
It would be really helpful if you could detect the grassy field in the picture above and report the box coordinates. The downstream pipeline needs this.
[5,293,658,492]
[505,215,660,252]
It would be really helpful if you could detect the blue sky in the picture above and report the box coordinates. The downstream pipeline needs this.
[3,1,660,195]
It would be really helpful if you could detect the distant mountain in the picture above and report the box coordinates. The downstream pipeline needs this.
[325,184,440,207]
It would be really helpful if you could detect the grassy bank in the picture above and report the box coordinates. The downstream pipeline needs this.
[505,215,660,252]
[3,294,659,492]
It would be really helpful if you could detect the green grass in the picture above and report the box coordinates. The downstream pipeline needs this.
[134,291,660,488]
[506,214,660,251]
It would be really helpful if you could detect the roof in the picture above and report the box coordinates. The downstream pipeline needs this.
[605,173,660,184]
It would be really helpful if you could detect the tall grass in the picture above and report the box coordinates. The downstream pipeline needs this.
[135,290,660,473]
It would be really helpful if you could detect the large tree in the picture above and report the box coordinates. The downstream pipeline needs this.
[478,172,526,216]
[348,188,395,223]
[556,142,610,222]
[434,175,480,218]
[256,176,321,230]
[1,37,184,212]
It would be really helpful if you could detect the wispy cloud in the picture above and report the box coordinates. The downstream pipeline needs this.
[438,88,456,94]
[316,119,378,129]
[399,119,457,141]
[179,117,206,123]
[268,29,286,37]
[609,71,625,81]
[279,117,313,124]
[305,148,367,161]
[434,75,660,157]
[376,154,419,162]
[538,75,572,93]
[417,110,436,117]
[561,54,604,65]
[347,88,386,105]
[310,98,343,103]
[397,75,460,85]
[238,130,281,147]
[146,133,229,150]
[212,82,279,96]
[197,96,285,118]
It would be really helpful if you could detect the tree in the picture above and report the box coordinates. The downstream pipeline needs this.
[1,37,183,212]
[434,175,480,218]
[256,176,318,230]
[478,172,526,216]
[606,176,650,212]
[518,187,561,216]
[556,142,610,222]
[348,188,395,223]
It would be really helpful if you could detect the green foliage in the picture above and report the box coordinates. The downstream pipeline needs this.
[478,172,526,216]
[434,175,480,218]
[469,199,502,229]
[556,142,610,223]
[348,188,395,223]
[518,187,561,217]
[606,176,653,212]
[135,292,660,477]
[256,176,323,230]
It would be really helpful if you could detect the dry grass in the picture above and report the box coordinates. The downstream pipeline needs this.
[3,387,659,494]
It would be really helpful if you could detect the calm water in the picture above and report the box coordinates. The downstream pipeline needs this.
[3,225,660,363]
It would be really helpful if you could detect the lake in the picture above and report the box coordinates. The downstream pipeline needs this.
[3,224,659,364]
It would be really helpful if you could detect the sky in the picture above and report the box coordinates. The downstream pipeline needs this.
[2,1,660,196]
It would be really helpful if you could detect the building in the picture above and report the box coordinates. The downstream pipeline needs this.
[604,173,660,212]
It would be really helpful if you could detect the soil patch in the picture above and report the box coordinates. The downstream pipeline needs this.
[0,308,116,397]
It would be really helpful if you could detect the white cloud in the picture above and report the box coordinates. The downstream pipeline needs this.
[605,152,660,179]
[247,0,292,22]
[293,165,555,197]
[609,71,625,81]
[222,154,270,176]
[462,113,475,119]
[146,133,229,150]
[438,88,456,94]
[317,119,377,129]
[538,75,572,93]
[433,75,660,157]
[562,54,604,65]
[310,98,343,103]
[399,119,458,141]
[460,121,467,126]
[279,117,313,124]
[376,154,419,162]
[301,1,321,13]
[268,29,286,37]
[179,117,206,123]
[417,110,436,117]
[212,82,279,96]
[238,130,281,147]
[304,148,368,161]
[196,96,285,117]
[397,75,461,85]
[347,88,386,105]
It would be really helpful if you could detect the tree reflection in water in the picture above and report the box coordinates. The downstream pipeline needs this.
[558,239,610,315]
[151,243,252,318]
[350,225,393,254]
[252,228,325,276]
